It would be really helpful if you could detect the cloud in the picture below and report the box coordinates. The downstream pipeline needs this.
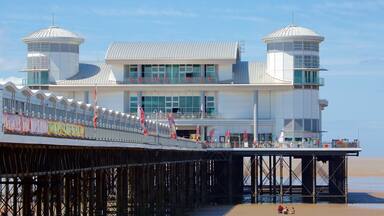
[90,8,197,18]
[0,76,23,85]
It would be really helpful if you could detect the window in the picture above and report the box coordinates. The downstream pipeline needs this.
[294,56,303,68]
[304,71,311,83]
[130,96,138,114]
[284,42,293,51]
[312,119,319,132]
[294,119,303,130]
[206,96,215,114]
[27,43,79,53]
[304,119,312,131]
[295,55,319,68]
[206,65,216,78]
[294,70,302,84]
[294,41,303,50]
[304,56,311,68]
[284,119,293,131]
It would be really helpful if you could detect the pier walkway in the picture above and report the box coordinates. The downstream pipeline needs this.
[0,83,361,215]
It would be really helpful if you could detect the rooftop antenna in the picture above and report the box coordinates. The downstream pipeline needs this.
[291,11,295,26]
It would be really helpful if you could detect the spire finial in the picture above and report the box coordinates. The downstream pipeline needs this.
[291,11,295,26]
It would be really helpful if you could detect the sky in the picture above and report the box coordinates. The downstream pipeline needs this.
[0,0,383,156]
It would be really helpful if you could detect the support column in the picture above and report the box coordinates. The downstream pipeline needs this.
[117,168,128,216]
[279,155,284,203]
[302,156,315,203]
[96,170,106,216]
[22,177,32,216]
[259,156,263,196]
[251,156,256,203]
[231,155,243,204]
[329,156,347,203]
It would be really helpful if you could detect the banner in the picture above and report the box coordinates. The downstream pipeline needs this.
[4,113,83,138]
[30,118,48,135]
[4,113,22,132]
[48,121,85,138]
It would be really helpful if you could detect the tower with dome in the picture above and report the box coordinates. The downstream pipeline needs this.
[22,25,84,87]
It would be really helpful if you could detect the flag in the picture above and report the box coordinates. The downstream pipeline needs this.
[243,130,248,142]
[209,128,215,143]
[138,105,147,136]
[167,113,177,139]
[195,125,200,141]
[225,129,231,144]
[93,85,98,128]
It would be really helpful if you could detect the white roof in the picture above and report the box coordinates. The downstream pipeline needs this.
[263,25,324,43]
[105,41,239,63]
[233,61,291,84]
[56,63,113,85]
[23,26,84,44]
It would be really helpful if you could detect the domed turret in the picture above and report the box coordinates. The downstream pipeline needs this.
[262,25,324,84]
[22,26,84,87]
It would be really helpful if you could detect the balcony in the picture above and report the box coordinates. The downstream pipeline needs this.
[22,78,50,86]
[118,77,218,85]
[294,77,324,86]
[145,112,217,120]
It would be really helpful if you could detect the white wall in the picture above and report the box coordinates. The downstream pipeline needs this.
[272,89,320,138]
[258,90,272,119]
[47,52,79,81]
[266,52,293,82]
[110,64,124,82]
[218,91,253,119]
[217,64,233,81]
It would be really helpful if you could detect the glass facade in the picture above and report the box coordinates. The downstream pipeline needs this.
[294,55,319,68]
[294,70,319,84]
[27,71,49,85]
[123,64,217,83]
[129,95,216,116]
[284,118,319,132]
[28,43,79,53]
[267,41,319,52]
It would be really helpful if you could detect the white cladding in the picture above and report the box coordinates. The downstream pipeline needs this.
[218,91,253,119]
[217,64,233,82]
[48,52,79,81]
[266,52,294,81]
[23,24,326,142]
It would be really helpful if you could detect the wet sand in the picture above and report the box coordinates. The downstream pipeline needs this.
[348,157,384,177]
[191,157,384,215]
[223,203,384,216]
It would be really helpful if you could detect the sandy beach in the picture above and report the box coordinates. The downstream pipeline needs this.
[191,157,384,216]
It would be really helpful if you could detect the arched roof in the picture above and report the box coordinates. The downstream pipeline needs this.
[263,25,324,43]
[22,26,84,44]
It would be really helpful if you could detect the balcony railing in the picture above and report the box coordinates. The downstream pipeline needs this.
[204,140,360,149]
[22,79,50,86]
[146,112,217,120]
[118,77,218,84]
[294,77,324,86]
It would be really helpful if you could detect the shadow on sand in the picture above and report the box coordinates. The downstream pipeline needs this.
[348,192,384,204]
